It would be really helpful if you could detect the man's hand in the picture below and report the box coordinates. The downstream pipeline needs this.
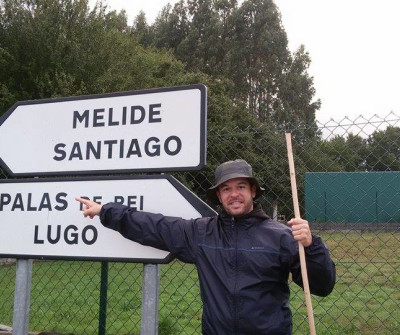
[287,218,312,247]
[76,197,103,219]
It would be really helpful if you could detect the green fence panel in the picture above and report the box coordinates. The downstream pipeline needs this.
[306,171,400,224]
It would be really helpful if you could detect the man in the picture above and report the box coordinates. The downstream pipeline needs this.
[76,159,335,334]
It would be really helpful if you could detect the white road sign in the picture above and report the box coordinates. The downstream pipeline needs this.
[0,175,216,263]
[0,85,207,176]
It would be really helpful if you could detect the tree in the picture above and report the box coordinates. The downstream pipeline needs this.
[132,10,152,46]
[366,126,400,171]
[0,0,125,108]
[319,134,367,172]
[0,0,197,115]
[151,1,190,52]
[276,45,321,140]
[147,0,320,136]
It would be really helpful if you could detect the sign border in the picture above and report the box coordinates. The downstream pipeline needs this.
[0,84,207,177]
[0,174,216,263]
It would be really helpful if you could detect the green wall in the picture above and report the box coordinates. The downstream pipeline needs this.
[305,172,400,223]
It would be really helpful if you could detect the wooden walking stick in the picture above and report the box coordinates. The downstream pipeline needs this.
[285,133,316,335]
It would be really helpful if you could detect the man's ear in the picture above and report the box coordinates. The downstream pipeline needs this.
[251,184,257,198]
[216,190,222,203]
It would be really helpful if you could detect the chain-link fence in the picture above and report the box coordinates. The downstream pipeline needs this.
[1,112,400,334]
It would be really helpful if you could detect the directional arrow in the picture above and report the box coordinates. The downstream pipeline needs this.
[0,84,207,176]
[0,175,216,263]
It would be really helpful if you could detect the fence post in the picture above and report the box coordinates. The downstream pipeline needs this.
[141,263,160,335]
[12,259,33,335]
[272,201,278,221]
[98,261,108,335]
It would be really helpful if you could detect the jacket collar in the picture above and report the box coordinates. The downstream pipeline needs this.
[220,202,270,224]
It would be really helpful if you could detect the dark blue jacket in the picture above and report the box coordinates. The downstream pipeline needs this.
[100,202,336,334]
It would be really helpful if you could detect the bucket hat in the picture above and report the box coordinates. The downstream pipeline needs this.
[206,159,265,204]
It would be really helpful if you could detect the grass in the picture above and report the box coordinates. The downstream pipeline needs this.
[0,232,399,334]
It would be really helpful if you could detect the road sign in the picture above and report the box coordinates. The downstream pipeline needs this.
[0,84,207,176]
[0,175,216,263]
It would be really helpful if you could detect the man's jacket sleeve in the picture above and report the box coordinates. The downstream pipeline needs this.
[100,203,198,263]
[290,235,336,297]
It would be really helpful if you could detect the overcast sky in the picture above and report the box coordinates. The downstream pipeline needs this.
[89,0,400,125]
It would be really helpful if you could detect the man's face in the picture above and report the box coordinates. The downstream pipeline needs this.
[216,177,257,217]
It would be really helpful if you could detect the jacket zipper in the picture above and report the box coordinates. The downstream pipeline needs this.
[232,216,238,335]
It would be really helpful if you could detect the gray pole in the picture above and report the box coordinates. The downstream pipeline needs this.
[12,259,33,335]
[272,201,278,221]
[141,263,160,335]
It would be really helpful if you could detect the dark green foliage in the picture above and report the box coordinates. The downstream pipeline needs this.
[315,126,400,173]
[0,0,197,114]
[146,0,320,132]
[319,134,368,171]
[0,0,321,143]
[366,126,400,171]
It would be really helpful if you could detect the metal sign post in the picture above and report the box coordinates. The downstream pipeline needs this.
[12,259,33,335]
[141,264,160,335]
